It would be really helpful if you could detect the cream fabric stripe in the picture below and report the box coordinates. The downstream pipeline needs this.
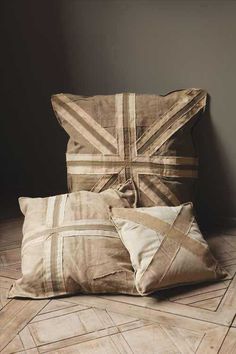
[136,90,205,154]
[116,93,125,159]
[57,194,67,226]
[129,93,137,159]
[53,236,66,293]
[139,178,167,205]
[67,164,124,175]
[53,100,114,155]
[62,219,114,226]
[60,230,118,238]
[67,161,197,177]
[43,238,54,295]
[135,156,198,166]
[66,154,123,162]
[46,196,56,227]
[133,166,198,178]
[58,94,117,148]
[146,96,206,156]
[22,229,118,252]
[22,220,113,241]
[111,207,209,261]
[91,175,118,192]
[136,89,192,150]
[67,154,198,166]
[22,220,117,251]
[141,94,206,156]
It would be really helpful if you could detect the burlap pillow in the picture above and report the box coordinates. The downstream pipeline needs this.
[8,181,137,299]
[52,89,206,206]
[110,203,227,295]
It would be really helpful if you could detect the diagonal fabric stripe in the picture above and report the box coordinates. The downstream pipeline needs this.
[90,174,118,192]
[136,90,206,155]
[53,95,117,155]
[138,175,180,206]
[111,206,216,266]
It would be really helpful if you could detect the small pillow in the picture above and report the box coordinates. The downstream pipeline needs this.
[110,203,227,295]
[9,180,137,299]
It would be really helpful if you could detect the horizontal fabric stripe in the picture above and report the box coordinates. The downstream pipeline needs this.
[22,222,116,250]
[67,165,124,175]
[135,156,199,166]
[132,167,198,178]
[22,229,118,254]
[60,230,118,238]
[66,154,123,162]
[67,162,198,178]
[66,154,198,166]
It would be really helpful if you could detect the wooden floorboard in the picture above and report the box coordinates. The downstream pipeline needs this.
[0,217,236,353]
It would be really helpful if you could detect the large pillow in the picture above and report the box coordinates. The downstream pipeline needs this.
[110,203,227,295]
[8,181,137,299]
[52,89,207,206]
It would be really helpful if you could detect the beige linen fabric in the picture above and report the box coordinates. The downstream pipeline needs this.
[52,89,207,206]
[9,181,137,299]
[110,203,227,295]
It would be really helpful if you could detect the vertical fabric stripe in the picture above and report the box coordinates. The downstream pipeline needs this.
[57,194,67,226]
[43,238,53,295]
[123,93,131,180]
[46,196,56,227]
[50,234,66,293]
[116,93,126,183]
[116,93,124,158]
[44,195,67,295]
[129,93,137,159]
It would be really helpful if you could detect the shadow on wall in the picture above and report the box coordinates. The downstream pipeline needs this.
[194,96,233,229]
[1,1,77,218]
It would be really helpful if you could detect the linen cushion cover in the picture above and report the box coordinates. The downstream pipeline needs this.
[110,203,227,295]
[9,181,137,299]
[51,88,207,206]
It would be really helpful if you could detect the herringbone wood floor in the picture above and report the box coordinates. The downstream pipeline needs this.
[1,218,236,353]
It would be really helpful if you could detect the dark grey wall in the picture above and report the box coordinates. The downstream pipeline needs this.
[1,0,236,227]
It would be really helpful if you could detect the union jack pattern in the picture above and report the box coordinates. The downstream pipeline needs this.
[52,89,207,206]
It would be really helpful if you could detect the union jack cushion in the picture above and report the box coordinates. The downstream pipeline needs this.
[52,89,207,206]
